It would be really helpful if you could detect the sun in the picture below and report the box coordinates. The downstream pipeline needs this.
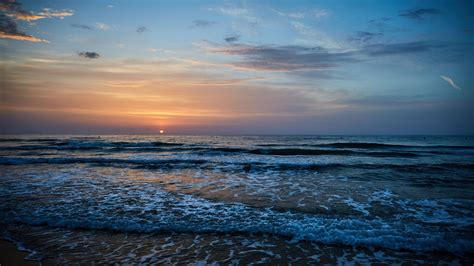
[159,129,164,134]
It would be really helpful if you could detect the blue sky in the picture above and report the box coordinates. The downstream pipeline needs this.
[0,0,473,134]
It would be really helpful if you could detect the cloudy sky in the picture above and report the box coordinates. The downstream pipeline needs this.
[0,0,473,134]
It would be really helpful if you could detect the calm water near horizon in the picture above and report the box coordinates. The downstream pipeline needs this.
[0,135,473,264]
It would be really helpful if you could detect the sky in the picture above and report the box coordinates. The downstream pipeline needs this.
[0,0,473,135]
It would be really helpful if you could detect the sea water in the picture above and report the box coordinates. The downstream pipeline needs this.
[0,135,473,264]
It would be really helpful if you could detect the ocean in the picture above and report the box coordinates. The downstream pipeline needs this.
[0,135,473,264]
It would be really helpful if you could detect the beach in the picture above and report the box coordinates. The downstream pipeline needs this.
[0,240,39,266]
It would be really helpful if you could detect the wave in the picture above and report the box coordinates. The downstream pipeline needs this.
[3,141,471,159]
[1,156,473,172]
[320,142,408,148]
[0,138,68,143]
[247,148,419,157]
[259,142,474,150]
[0,140,184,151]
[1,144,422,157]
[0,157,208,166]
[2,195,473,255]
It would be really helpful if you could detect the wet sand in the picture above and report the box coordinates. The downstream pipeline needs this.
[0,240,38,266]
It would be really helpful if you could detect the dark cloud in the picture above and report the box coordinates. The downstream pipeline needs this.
[210,40,463,73]
[349,31,383,43]
[191,19,216,27]
[71,23,92,30]
[368,17,391,25]
[0,0,22,12]
[210,44,357,71]
[0,0,35,20]
[399,8,441,20]
[0,13,46,42]
[0,13,18,33]
[224,35,240,43]
[362,42,444,56]
[77,51,100,59]
[136,26,147,33]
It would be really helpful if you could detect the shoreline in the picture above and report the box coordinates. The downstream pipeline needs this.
[0,240,40,266]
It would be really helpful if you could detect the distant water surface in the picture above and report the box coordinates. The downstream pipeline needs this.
[0,135,473,264]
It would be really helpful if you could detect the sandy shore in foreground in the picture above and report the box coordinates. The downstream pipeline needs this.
[0,240,40,266]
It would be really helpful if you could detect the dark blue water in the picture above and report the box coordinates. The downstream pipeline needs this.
[0,135,473,264]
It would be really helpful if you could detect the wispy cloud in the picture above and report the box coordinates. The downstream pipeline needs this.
[78,51,100,59]
[105,81,149,88]
[206,43,356,71]
[71,23,92,30]
[291,21,344,50]
[399,8,441,20]
[174,77,267,87]
[209,5,260,27]
[368,17,392,32]
[0,14,48,42]
[349,31,383,43]
[272,8,328,20]
[203,39,460,73]
[136,26,147,33]
[210,6,249,17]
[36,8,73,19]
[191,19,216,28]
[146,48,175,54]
[440,75,462,90]
[362,41,444,56]
[95,22,110,31]
[312,9,329,19]
[272,9,304,19]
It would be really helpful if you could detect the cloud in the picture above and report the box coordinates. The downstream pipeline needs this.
[312,9,329,19]
[210,6,249,17]
[368,17,392,32]
[272,9,304,19]
[273,8,328,20]
[136,26,147,33]
[95,22,109,30]
[205,39,461,73]
[399,8,441,20]
[191,19,216,27]
[349,31,383,43]
[36,8,73,19]
[362,41,443,56]
[0,0,73,21]
[440,75,462,90]
[0,0,42,21]
[0,0,71,42]
[78,51,100,59]
[71,23,92,30]
[0,14,47,42]
[291,21,344,50]
[209,5,260,27]
[224,35,240,43]
[207,43,356,71]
